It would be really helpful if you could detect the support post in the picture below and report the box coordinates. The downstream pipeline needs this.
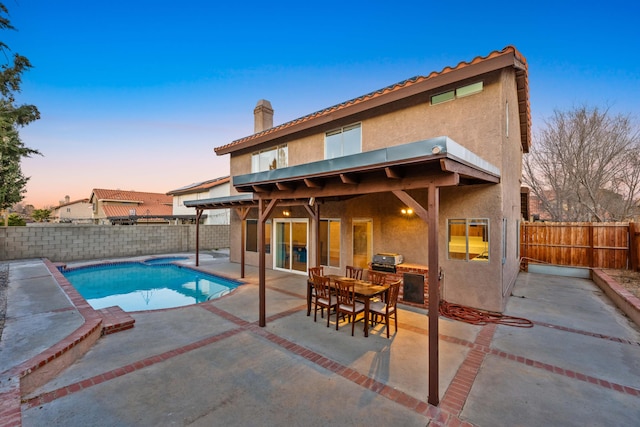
[427,184,440,406]
[195,209,202,266]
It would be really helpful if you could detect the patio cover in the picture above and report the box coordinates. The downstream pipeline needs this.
[185,136,500,406]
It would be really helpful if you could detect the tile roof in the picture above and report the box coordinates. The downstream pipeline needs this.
[54,198,90,209]
[215,45,530,155]
[102,203,173,218]
[90,189,173,218]
[91,189,173,204]
[166,176,230,196]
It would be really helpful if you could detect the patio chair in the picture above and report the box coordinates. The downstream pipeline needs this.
[335,279,365,336]
[368,270,387,286]
[313,275,335,327]
[308,266,324,280]
[370,279,401,338]
[345,265,363,280]
[367,270,387,303]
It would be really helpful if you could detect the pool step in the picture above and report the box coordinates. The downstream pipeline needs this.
[97,306,135,335]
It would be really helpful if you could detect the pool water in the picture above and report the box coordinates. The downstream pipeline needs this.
[61,261,240,311]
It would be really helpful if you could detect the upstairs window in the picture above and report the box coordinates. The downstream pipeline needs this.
[325,123,361,159]
[251,145,288,173]
[431,81,484,105]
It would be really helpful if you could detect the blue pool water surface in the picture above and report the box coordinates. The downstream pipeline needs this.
[62,261,240,311]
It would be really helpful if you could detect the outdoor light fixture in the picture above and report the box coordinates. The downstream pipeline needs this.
[282,210,290,217]
[401,208,413,215]
[431,145,442,154]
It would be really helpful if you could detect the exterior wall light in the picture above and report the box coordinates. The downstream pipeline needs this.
[401,208,413,215]
[282,210,290,217]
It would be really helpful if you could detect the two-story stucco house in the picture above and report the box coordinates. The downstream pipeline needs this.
[188,46,530,316]
[50,196,93,223]
[167,176,231,225]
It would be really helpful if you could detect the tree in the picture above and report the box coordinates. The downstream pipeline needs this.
[523,106,640,222]
[0,3,41,225]
[31,208,50,222]
[7,212,24,225]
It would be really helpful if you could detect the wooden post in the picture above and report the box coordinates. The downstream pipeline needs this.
[630,222,639,272]
[427,184,440,406]
[195,209,202,266]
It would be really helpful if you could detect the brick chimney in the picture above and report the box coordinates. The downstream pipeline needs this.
[254,99,273,133]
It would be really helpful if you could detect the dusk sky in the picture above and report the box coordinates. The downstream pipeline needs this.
[5,0,639,208]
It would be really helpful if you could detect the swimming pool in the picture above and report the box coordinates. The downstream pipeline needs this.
[60,259,241,312]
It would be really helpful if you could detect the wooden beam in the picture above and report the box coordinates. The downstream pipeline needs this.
[340,173,358,184]
[259,171,459,200]
[252,185,269,193]
[276,182,294,191]
[440,158,499,183]
[304,178,322,188]
[391,190,429,222]
[385,167,402,179]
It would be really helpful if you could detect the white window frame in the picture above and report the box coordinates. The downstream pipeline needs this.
[251,144,288,173]
[325,123,362,159]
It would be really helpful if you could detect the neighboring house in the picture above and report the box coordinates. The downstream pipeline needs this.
[50,196,93,223]
[89,189,174,225]
[188,46,530,314]
[167,176,231,225]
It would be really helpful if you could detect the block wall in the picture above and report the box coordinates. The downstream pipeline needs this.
[0,225,229,262]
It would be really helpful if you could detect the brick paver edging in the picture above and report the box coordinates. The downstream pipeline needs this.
[592,269,640,328]
[0,260,104,427]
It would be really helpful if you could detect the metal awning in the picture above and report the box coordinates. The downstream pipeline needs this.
[184,193,256,210]
[233,136,500,197]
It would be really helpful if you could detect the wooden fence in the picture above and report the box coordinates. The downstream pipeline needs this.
[520,222,640,271]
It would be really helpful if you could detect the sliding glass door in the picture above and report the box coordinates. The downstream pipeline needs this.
[274,219,308,273]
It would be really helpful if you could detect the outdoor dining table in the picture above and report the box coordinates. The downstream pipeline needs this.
[306,274,390,337]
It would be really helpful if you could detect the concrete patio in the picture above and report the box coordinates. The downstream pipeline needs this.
[1,253,639,426]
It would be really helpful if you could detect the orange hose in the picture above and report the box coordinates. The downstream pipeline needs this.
[439,300,533,327]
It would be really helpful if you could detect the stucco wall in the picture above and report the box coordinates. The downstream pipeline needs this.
[0,224,229,262]
[225,67,524,312]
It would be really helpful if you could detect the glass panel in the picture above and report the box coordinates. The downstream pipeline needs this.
[291,222,307,272]
[246,220,257,252]
[319,220,329,266]
[456,81,483,98]
[320,219,341,267]
[352,220,372,269]
[431,90,455,105]
[329,220,341,267]
[251,153,259,173]
[448,219,467,260]
[260,148,277,171]
[275,222,290,269]
[325,131,342,159]
[265,221,271,254]
[342,124,361,156]
[277,145,288,168]
[469,218,489,262]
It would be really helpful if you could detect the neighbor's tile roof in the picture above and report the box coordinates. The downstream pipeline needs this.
[90,189,173,218]
[55,198,90,208]
[166,176,230,196]
[102,203,173,218]
[215,45,530,154]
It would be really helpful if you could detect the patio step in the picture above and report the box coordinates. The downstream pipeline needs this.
[97,306,135,335]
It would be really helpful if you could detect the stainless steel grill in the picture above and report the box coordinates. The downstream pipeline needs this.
[371,253,403,273]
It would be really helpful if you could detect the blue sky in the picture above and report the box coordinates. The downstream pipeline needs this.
[5,0,639,207]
